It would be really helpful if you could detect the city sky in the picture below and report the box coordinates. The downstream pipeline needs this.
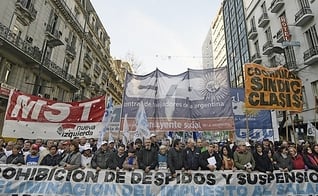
[91,0,223,75]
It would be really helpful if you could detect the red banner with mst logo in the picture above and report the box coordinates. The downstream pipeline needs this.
[3,90,106,139]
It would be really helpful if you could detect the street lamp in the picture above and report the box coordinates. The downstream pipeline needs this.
[33,38,64,95]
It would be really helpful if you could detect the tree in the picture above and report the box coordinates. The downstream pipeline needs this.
[125,51,142,74]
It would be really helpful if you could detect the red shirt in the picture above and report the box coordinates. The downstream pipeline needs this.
[292,154,305,169]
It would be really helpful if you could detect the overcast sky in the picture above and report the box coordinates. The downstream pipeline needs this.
[91,0,222,74]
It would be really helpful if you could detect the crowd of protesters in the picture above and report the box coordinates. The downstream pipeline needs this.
[0,134,318,177]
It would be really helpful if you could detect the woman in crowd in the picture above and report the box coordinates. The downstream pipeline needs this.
[59,141,81,170]
[220,145,235,171]
[6,144,25,165]
[289,146,305,170]
[40,145,61,166]
[302,145,318,171]
[253,143,273,173]
[273,146,293,172]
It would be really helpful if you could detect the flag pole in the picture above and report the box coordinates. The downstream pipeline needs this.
[286,111,289,141]
[289,112,296,146]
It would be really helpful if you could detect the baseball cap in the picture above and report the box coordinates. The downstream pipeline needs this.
[31,144,39,150]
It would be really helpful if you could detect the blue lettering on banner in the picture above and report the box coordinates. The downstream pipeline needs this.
[2,166,318,196]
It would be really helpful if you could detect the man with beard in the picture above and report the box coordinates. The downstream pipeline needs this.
[25,144,40,165]
[138,138,158,173]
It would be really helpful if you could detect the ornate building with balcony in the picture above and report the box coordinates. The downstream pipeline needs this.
[0,0,129,131]
[243,0,318,139]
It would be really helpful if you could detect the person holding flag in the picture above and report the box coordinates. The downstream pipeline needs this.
[122,113,130,148]
[97,96,113,149]
[135,101,150,138]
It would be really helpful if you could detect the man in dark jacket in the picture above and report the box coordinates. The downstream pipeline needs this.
[137,138,157,173]
[183,138,201,171]
[200,142,222,171]
[167,139,184,177]
[108,144,127,170]
[91,141,112,171]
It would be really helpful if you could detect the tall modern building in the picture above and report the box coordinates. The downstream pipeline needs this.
[202,28,214,69]
[0,0,129,132]
[202,6,227,69]
[244,0,318,138]
[211,6,227,68]
[223,0,250,88]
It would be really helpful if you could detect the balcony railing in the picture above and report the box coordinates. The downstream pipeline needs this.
[102,73,107,82]
[42,58,79,89]
[66,44,76,59]
[251,53,262,64]
[0,22,41,62]
[84,53,93,65]
[248,27,258,40]
[270,0,284,13]
[295,7,314,26]
[80,72,91,85]
[94,64,102,75]
[304,46,318,65]
[45,25,61,40]
[258,12,270,28]
[262,41,274,55]
[15,0,37,25]
[286,61,297,70]
[275,29,284,43]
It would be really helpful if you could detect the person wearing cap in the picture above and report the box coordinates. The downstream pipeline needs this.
[81,144,93,169]
[60,141,81,171]
[123,148,138,171]
[137,138,158,173]
[233,141,255,172]
[108,140,117,153]
[150,133,160,152]
[40,145,61,166]
[200,142,222,171]
[91,141,111,171]
[25,144,40,166]
[78,137,88,153]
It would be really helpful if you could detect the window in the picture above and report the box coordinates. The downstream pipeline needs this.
[305,25,318,48]
[298,0,310,8]
[261,2,267,13]
[265,27,272,41]
[0,62,12,83]
[312,80,318,96]
[302,86,308,109]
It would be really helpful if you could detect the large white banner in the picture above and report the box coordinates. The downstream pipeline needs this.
[2,90,106,139]
[0,165,317,196]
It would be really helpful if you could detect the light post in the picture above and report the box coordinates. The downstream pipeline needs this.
[33,38,63,95]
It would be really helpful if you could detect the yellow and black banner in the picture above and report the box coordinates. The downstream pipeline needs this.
[244,63,302,112]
